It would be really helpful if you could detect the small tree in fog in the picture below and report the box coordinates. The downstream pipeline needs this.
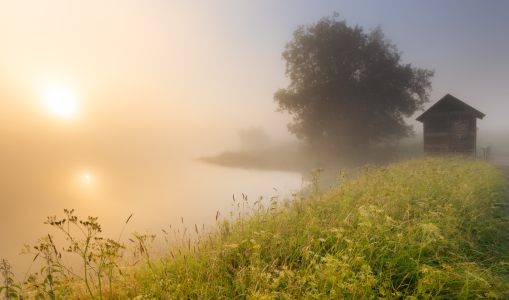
[238,128,271,150]
[274,13,434,156]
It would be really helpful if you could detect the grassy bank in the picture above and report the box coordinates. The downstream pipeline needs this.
[197,142,308,172]
[3,157,509,299]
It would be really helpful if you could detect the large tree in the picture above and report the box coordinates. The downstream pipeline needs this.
[274,14,434,156]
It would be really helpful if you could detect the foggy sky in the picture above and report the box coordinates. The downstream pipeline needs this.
[1,1,508,145]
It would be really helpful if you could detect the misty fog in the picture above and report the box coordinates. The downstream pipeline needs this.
[1,0,509,280]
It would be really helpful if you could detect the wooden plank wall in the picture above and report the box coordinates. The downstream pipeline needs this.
[423,112,476,156]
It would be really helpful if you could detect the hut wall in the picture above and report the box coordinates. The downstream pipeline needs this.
[423,112,476,156]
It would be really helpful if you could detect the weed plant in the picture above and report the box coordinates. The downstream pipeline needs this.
[2,156,509,299]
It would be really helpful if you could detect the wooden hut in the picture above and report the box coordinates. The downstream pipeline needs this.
[416,94,485,156]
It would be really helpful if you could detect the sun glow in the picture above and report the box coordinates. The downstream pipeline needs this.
[78,172,96,189]
[43,84,78,117]
[81,173,93,185]
[73,171,100,199]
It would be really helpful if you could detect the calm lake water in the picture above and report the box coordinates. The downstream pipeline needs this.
[0,152,303,279]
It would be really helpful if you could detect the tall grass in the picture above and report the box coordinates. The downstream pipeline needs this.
[3,156,509,299]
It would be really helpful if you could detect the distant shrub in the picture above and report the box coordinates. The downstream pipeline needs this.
[238,127,271,150]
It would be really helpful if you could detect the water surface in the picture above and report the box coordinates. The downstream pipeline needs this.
[0,141,303,278]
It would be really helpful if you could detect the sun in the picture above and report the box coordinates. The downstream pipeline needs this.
[80,172,93,186]
[43,84,78,117]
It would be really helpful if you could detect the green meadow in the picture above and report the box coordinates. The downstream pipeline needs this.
[2,156,509,299]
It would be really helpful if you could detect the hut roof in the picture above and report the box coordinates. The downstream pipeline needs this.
[416,94,485,122]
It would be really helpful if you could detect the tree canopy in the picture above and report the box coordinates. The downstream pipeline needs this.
[274,14,434,156]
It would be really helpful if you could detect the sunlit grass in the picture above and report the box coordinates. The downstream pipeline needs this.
[3,156,509,299]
